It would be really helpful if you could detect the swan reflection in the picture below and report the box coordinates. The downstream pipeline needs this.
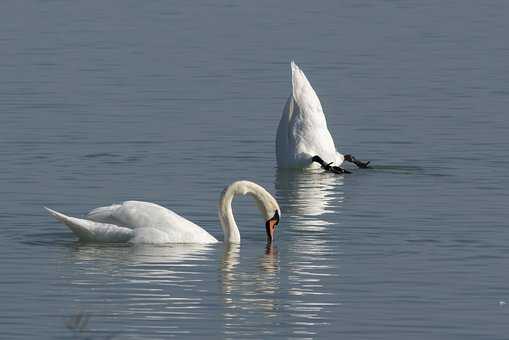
[220,243,240,297]
[275,168,344,335]
[66,243,217,336]
[220,243,281,337]
[275,168,344,230]
[261,243,278,273]
[70,242,214,265]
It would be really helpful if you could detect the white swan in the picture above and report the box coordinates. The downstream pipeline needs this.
[45,180,280,244]
[276,61,369,173]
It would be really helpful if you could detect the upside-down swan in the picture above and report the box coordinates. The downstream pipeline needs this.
[276,61,369,174]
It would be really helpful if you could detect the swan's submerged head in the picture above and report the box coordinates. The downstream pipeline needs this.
[265,210,280,244]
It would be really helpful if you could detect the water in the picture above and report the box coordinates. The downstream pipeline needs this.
[1,0,509,338]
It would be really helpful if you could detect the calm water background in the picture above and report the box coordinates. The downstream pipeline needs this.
[1,1,509,339]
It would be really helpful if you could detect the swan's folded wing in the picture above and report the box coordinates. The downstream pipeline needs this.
[87,201,181,230]
[87,201,218,243]
[86,204,131,228]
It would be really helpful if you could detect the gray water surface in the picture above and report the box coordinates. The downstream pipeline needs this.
[1,1,509,339]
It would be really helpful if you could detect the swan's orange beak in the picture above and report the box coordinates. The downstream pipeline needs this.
[265,210,280,243]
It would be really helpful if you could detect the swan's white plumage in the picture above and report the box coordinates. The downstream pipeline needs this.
[276,61,344,168]
[86,201,218,244]
[45,181,280,244]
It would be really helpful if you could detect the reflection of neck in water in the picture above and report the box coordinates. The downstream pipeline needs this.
[275,168,344,230]
[220,243,240,296]
[220,243,279,293]
[220,244,281,337]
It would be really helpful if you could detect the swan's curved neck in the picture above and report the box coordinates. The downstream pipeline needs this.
[218,181,277,243]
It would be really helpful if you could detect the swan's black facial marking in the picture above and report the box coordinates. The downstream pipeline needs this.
[265,211,279,244]
[272,210,280,225]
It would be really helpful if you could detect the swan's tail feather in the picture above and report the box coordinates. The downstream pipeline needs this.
[289,61,323,116]
[44,207,133,242]
[45,207,95,240]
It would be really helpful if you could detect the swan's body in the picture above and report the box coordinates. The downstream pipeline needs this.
[276,61,345,169]
[46,180,280,244]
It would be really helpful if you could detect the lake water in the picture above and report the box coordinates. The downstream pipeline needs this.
[1,1,509,339]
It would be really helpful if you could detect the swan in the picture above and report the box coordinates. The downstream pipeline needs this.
[276,61,369,174]
[45,180,280,244]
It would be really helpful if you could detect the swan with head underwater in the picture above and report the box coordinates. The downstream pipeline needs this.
[276,61,370,174]
[45,180,280,244]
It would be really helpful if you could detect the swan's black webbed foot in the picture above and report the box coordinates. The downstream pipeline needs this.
[312,155,351,174]
[329,163,351,174]
[344,154,370,168]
